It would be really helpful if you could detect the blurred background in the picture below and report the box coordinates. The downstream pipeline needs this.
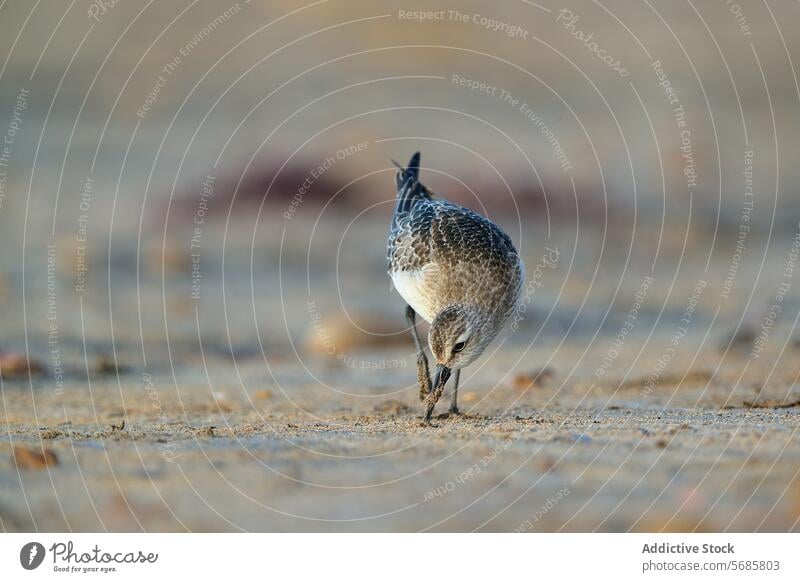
[1,0,800,532]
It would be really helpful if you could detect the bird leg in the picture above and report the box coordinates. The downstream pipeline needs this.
[448,369,461,415]
[405,305,431,401]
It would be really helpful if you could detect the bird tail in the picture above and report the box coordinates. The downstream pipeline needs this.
[392,151,431,216]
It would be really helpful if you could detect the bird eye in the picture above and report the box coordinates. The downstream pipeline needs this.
[452,341,466,353]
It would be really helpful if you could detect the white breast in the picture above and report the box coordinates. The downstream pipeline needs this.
[390,267,437,323]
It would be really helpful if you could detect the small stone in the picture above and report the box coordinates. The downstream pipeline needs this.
[212,393,233,412]
[462,391,479,403]
[512,367,554,390]
[0,352,45,379]
[96,354,127,375]
[12,445,59,469]
[373,400,411,414]
[305,310,409,355]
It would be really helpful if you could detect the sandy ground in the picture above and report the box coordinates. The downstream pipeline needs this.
[2,349,800,532]
[2,216,800,531]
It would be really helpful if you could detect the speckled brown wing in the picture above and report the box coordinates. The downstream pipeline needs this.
[388,199,523,323]
[427,201,523,321]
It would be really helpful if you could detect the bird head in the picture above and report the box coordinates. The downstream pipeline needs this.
[428,304,490,389]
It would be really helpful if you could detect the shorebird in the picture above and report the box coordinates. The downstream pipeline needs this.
[387,152,525,423]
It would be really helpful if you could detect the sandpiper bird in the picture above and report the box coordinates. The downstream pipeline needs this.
[387,152,524,423]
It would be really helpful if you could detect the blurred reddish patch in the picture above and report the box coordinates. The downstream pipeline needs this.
[12,445,59,470]
[165,157,364,224]
[165,157,603,226]
[0,351,44,379]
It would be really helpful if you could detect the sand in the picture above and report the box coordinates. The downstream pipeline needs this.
[2,217,800,532]
[3,328,800,531]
